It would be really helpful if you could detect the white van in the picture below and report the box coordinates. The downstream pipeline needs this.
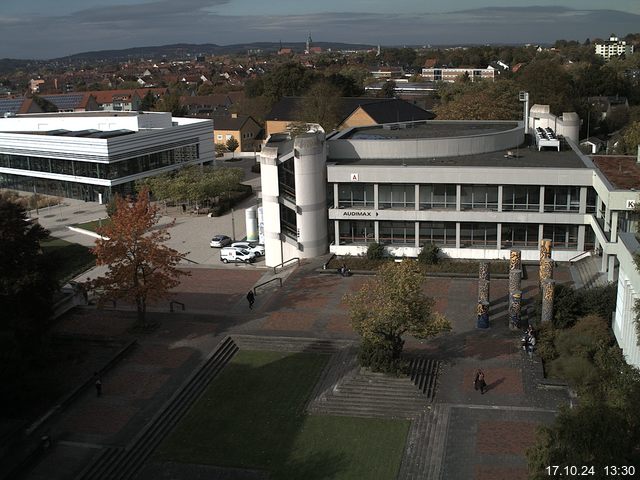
[220,247,256,264]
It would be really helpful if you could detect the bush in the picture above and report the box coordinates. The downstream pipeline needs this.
[358,337,407,375]
[417,243,440,265]
[366,242,385,260]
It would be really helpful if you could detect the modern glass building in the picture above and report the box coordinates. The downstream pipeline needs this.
[0,111,214,202]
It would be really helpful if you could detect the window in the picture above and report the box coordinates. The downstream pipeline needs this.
[378,184,414,209]
[217,134,223,140]
[460,223,497,247]
[502,185,540,211]
[460,185,498,210]
[543,224,579,249]
[379,221,415,244]
[338,221,375,244]
[278,158,295,200]
[586,188,597,213]
[544,186,580,212]
[501,223,539,248]
[279,204,297,240]
[338,183,374,208]
[419,222,456,246]
[419,184,456,209]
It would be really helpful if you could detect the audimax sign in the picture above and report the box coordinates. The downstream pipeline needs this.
[342,210,379,217]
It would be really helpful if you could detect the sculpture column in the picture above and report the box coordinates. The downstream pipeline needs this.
[541,279,555,323]
[476,300,490,329]
[509,290,522,329]
[478,262,490,304]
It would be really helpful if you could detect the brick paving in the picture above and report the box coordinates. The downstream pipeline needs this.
[20,261,574,480]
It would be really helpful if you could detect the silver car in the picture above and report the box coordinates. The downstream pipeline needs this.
[210,235,232,248]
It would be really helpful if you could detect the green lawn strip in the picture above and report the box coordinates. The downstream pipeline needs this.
[155,350,410,480]
[40,237,95,284]
[74,218,111,233]
[277,415,410,480]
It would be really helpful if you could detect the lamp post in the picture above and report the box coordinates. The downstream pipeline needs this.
[231,207,236,241]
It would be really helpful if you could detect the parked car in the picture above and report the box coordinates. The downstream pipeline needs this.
[220,247,256,264]
[231,241,265,257]
[210,235,232,248]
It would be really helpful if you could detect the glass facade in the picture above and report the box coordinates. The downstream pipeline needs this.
[501,223,539,248]
[278,158,295,202]
[502,185,540,211]
[544,186,581,212]
[379,221,415,244]
[338,183,374,208]
[543,224,579,249]
[419,184,456,210]
[0,172,112,201]
[460,223,498,247]
[338,220,375,244]
[419,222,456,246]
[279,203,297,240]
[378,184,414,209]
[460,185,498,211]
[0,144,199,181]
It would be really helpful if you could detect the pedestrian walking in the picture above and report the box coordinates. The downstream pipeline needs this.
[473,369,487,394]
[95,373,102,397]
[246,290,255,309]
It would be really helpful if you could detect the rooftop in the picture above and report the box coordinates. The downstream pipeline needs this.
[329,142,588,169]
[592,156,640,190]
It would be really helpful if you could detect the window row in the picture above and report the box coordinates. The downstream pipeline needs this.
[337,220,589,250]
[335,183,597,213]
[0,145,199,180]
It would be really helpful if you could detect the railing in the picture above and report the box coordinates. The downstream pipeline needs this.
[569,250,593,263]
[253,277,283,294]
[273,257,300,274]
[169,300,185,312]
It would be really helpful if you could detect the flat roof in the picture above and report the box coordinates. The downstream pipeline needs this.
[329,143,588,169]
[340,121,519,140]
[592,156,640,190]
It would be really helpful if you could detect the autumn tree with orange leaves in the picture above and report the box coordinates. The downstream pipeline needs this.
[91,188,188,328]
[344,261,450,372]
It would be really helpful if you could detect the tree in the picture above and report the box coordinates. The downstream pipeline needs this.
[0,198,56,353]
[138,90,157,111]
[417,243,440,265]
[262,62,316,100]
[301,80,343,131]
[344,261,450,372]
[226,136,239,154]
[436,79,522,120]
[615,121,640,155]
[379,80,396,98]
[91,188,188,328]
[154,91,188,116]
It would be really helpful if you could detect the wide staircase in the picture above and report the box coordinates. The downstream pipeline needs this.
[570,254,609,289]
[75,337,239,480]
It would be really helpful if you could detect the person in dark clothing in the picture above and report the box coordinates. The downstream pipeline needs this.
[473,369,487,394]
[246,290,255,309]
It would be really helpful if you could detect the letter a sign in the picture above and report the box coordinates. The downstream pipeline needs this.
[350,173,359,182]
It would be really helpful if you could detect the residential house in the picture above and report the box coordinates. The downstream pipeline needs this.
[421,66,495,82]
[213,114,262,152]
[181,94,235,117]
[38,93,100,112]
[595,35,634,60]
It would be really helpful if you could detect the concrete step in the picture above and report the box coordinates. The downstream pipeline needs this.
[232,335,353,354]
[76,336,239,480]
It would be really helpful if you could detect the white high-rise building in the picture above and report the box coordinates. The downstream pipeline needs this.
[595,35,634,60]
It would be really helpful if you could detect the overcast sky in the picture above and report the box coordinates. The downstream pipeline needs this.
[2,0,639,59]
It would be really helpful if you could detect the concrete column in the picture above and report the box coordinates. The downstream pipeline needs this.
[601,252,608,273]
[608,255,616,282]
[604,206,611,233]
[538,224,544,244]
[415,184,420,211]
[373,184,379,210]
[611,211,619,243]
[333,183,339,209]
[497,185,503,212]
[456,222,461,249]
[579,187,587,214]
[374,221,379,243]
[496,223,502,250]
[596,196,603,219]
[577,225,585,251]
[539,186,545,213]
[456,184,462,211]
[415,222,420,248]
[334,221,340,247]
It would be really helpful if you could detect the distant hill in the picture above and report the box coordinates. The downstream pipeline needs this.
[51,42,377,63]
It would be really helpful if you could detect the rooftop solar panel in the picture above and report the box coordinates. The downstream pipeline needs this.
[0,98,26,114]
[41,94,85,110]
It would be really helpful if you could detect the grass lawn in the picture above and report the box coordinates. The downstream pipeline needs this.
[41,237,95,283]
[74,218,111,233]
[156,350,410,480]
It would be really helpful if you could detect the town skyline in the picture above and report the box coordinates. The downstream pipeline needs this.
[1,0,639,59]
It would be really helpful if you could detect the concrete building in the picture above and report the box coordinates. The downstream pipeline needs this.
[595,35,634,60]
[0,111,214,202]
[258,109,640,368]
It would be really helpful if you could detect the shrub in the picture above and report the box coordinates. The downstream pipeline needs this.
[366,242,385,260]
[417,243,440,265]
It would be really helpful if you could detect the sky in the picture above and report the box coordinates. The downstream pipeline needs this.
[1,0,639,59]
